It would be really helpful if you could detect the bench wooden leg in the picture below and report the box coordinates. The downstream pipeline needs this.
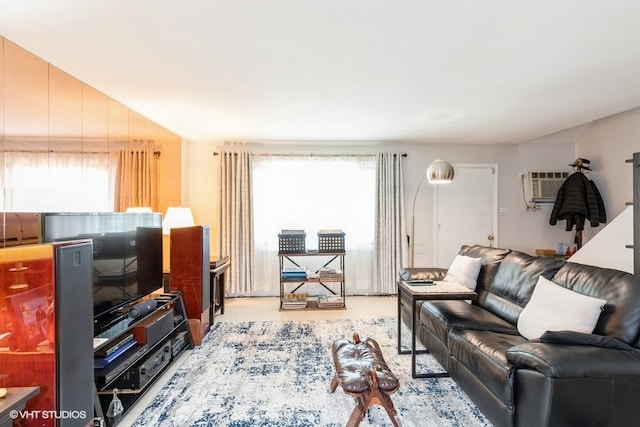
[330,373,339,393]
[365,370,399,427]
[346,394,367,427]
[336,369,400,427]
[380,391,400,426]
[344,389,399,427]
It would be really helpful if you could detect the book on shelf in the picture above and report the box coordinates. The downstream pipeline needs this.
[282,293,308,309]
[320,294,343,300]
[281,266,308,279]
[318,267,343,280]
[318,267,342,274]
[317,294,344,308]
[282,275,307,281]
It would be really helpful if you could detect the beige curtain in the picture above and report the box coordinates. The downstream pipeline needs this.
[114,150,158,212]
[219,151,254,295]
[373,152,408,294]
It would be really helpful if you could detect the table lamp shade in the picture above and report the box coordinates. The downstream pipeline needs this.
[162,207,195,235]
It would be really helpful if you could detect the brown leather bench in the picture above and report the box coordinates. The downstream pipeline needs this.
[330,333,400,427]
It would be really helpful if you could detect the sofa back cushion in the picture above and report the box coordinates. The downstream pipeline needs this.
[551,262,640,345]
[457,245,511,306]
[482,251,565,325]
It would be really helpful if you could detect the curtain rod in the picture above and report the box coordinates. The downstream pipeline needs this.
[2,149,162,158]
[212,152,407,157]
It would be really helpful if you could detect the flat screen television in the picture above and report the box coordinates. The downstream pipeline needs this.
[41,213,163,335]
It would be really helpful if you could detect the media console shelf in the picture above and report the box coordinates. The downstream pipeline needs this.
[93,291,192,426]
[278,251,346,310]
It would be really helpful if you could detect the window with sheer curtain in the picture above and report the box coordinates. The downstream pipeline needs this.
[252,155,376,296]
[2,151,114,212]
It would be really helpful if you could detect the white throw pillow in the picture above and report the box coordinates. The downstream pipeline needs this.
[517,275,607,340]
[443,255,482,290]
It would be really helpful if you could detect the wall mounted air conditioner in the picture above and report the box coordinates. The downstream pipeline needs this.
[524,170,571,203]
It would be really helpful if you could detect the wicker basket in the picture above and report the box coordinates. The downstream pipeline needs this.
[318,231,345,253]
[278,230,306,254]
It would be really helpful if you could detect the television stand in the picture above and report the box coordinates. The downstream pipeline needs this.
[93,292,193,426]
[94,312,130,337]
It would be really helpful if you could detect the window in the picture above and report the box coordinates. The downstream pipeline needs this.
[2,151,114,212]
[252,155,375,295]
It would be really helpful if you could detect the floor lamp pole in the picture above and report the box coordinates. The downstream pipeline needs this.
[410,168,429,268]
[410,159,455,267]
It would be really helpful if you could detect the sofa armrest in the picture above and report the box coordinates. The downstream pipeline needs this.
[398,267,447,282]
[506,342,640,378]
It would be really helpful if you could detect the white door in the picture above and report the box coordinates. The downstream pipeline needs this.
[434,164,498,267]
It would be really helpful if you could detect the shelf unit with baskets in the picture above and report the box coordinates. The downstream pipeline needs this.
[278,230,346,310]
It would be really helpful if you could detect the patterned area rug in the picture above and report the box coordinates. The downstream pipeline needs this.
[131,318,492,426]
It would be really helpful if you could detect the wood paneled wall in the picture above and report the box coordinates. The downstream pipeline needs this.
[0,36,183,213]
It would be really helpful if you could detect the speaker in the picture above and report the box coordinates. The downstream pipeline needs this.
[55,241,95,426]
[129,299,158,319]
[133,308,174,347]
[169,226,211,331]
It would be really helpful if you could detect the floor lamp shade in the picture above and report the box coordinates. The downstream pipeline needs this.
[426,159,455,184]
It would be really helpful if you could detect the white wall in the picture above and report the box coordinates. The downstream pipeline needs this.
[184,138,576,264]
[569,205,634,273]
[182,139,220,256]
[575,106,640,242]
[398,140,575,266]
[182,105,640,270]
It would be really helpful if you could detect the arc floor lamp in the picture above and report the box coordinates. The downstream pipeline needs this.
[410,159,455,267]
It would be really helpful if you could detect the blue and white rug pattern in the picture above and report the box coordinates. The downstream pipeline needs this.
[131,318,491,426]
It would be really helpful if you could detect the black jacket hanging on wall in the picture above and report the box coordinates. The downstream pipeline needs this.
[549,172,606,231]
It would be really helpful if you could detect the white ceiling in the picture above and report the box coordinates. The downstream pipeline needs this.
[1,1,640,144]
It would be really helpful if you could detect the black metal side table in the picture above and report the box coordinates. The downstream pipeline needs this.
[397,279,477,378]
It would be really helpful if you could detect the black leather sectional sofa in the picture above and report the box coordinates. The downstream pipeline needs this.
[399,245,640,427]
